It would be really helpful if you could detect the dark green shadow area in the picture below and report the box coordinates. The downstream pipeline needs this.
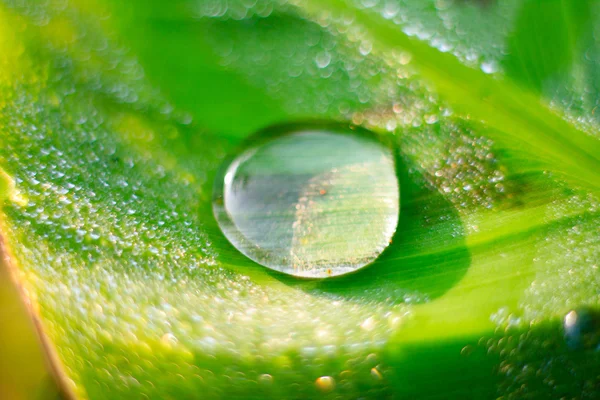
[384,335,500,400]
[107,0,289,137]
[107,0,371,139]
[384,315,600,399]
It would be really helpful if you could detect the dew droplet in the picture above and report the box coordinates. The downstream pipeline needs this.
[480,60,499,74]
[360,316,377,331]
[370,367,383,381]
[315,51,331,69]
[315,376,335,392]
[160,333,178,347]
[258,373,273,385]
[564,308,600,350]
[213,124,399,278]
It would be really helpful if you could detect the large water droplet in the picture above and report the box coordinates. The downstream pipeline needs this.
[213,124,399,278]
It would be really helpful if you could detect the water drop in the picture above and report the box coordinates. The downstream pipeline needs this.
[315,52,331,69]
[258,374,273,385]
[480,60,499,74]
[359,41,373,56]
[213,124,399,278]
[370,367,383,381]
[564,308,600,350]
[398,52,412,65]
[382,1,400,19]
[161,333,178,347]
[315,376,335,392]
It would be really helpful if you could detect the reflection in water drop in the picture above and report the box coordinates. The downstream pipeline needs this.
[213,125,399,278]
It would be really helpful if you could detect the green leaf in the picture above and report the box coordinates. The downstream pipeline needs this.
[0,0,598,399]
[503,0,592,94]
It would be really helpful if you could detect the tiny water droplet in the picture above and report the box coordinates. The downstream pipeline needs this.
[161,333,178,347]
[315,376,335,392]
[564,308,600,350]
[480,60,499,74]
[359,41,373,56]
[315,52,331,69]
[360,316,377,331]
[213,124,399,278]
[258,374,273,385]
[370,367,382,381]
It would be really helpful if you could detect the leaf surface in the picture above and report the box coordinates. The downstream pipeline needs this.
[0,0,599,398]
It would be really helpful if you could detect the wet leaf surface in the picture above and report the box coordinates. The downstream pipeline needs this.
[0,0,598,398]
